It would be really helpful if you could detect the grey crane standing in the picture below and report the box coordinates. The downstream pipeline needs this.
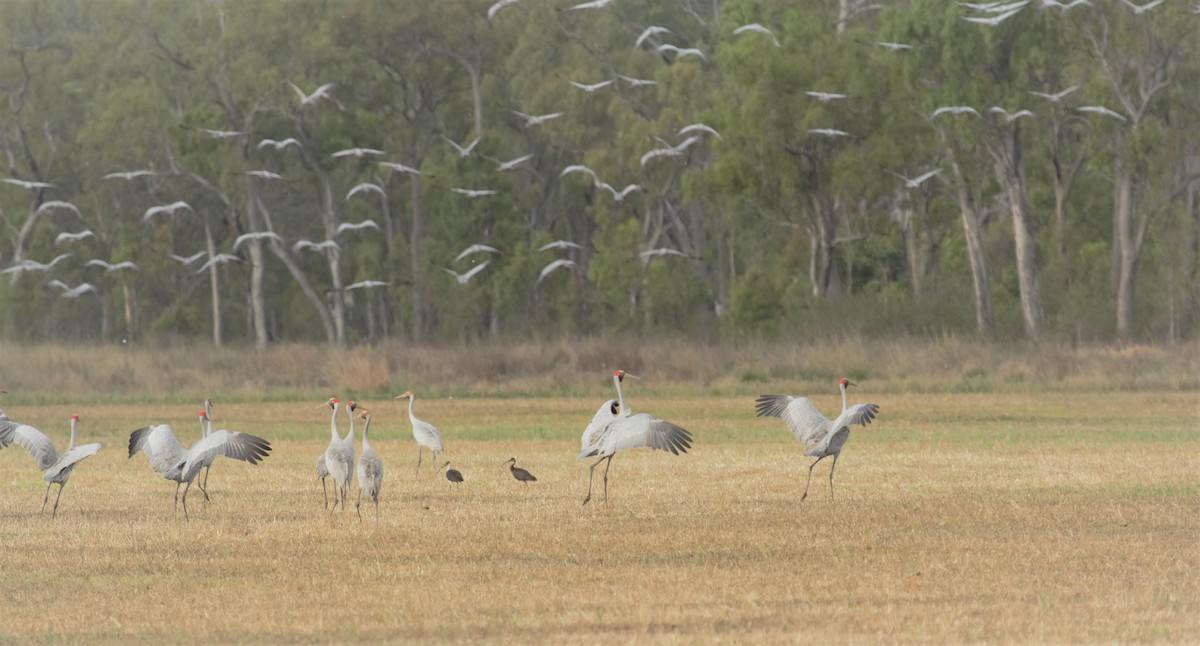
[321,397,355,513]
[0,414,102,517]
[577,370,692,506]
[316,400,357,509]
[128,412,272,520]
[354,410,384,524]
[755,378,880,501]
[394,391,444,475]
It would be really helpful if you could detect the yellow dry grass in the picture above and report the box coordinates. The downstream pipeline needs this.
[1,391,1197,643]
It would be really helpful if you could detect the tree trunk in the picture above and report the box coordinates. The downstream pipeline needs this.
[313,171,346,346]
[204,220,222,347]
[994,129,1042,339]
[948,148,994,335]
[409,174,427,343]
[244,182,270,349]
[1113,163,1137,338]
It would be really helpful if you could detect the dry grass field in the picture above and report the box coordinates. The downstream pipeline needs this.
[0,338,1195,638]
[2,385,1197,643]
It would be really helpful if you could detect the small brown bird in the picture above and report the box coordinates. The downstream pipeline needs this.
[439,460,464,488]
[504,457,537,485]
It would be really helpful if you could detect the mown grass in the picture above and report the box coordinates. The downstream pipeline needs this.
[1,389,1197,643]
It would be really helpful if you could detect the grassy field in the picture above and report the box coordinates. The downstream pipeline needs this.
[1,388,1197,643]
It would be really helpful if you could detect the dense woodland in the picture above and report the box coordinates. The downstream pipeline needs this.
[0,0,1197,347]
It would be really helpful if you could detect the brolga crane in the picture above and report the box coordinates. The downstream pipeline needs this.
[321,398,355,513]
[128,414,272,521]
[0,414,101,518]
[394,391,444,475]
[314,400,357,509]
[504,457,538,484]
[439,461,464,489]
[577,370,693,506]
[355,410,384,524]
[755,378,880,501]
[196,399,216,501]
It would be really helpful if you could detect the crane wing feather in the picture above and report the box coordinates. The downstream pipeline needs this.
[188,429,272,469]
[755,395,831,450]
[578,399,618,458]
[413,421,444,452]
[597,413,693,456]
[0,421,59,471]
[49,443,102,476]
[128,424,187,477]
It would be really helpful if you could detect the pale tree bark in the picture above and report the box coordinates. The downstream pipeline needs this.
[1045,118,1087,288]
[252,191,338,344]
[243,179,270,349]
[204,220,222,347]
[988,123,1042,339]
[947,146,995,335]
[409,173,427,343]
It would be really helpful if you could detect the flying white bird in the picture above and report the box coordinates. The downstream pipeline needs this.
[960,5,1024,25]
[453,244,501,263]
[931,105,981,119]
[732,23,781,47]
[245,170,283,180]
[560,164,599,182]
[987,107,1037,122]
[569,79,615,93]
[394,391,445,475]
[233,231,284,250]
[639,135,702,167]
[1077,105,1127,122]
[511,110,565,127]
[1039,0,1091,9]
[565,0,611,10]
[168,251,207,266]
[128,417,271,521]
[640,247,688,259]
[443,135,481,158]
[1,253,74,275]
[198,128,246,139]
[888,169,942,189]
[345,280,388,291]
[617,74,658,87]
[256,137,301,151]
[808,128,851,137]
[0,414,102,518]
[874,41,913,51]
[345,182,386,201]
[597,182,643,202]
[1121,0,1164,14]
[538,258,576,283]
[496,154,535,171]
[443,261,492,285]
[450,187,499,198]
[656,44,707,61]
[979,0,1030,11]
[102,170,156,181]
[538,240,583,253]
[3,178,56,190]
[292,239,341,253]
[806,91,848,102]
[335,220,382,235]
[487,0,521,22]
[378,161,422,175]
[1029,85,1078,102]
[54,230,95,246]
[85,259,139,273]
[142,201,193,222]
[35,201,83,218]
[194,254,242,274]
[331,147,386,159]
[289,81,338,106]
[677,123,723,140]
[755,378,881,501]
[635,26,672,49]
[47,280,98,299]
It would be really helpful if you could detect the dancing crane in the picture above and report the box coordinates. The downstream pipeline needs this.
[394,391,444,474]
[754,378,880,501]
[0,414,102,517]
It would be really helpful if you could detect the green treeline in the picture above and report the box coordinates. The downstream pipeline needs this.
[0,0,1196,346]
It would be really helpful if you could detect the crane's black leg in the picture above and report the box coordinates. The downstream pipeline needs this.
[41,482,53,513]
[801,455,827,502]
[374,496,379,525]
[174,482,182,517]
[200,465,211,502]
[583,455,608,506]
[601,455,614,503]
[355,489,363,522]
[828,453,840,500]
[51,483,65,518]
[321,476,329,510]
[181,481,192,522]
[416,448,423,475]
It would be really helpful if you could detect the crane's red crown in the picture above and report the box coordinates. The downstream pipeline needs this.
[70,414,79,421]
[614,370,625,380]
[330,397,340,404]
[840,378,849,385]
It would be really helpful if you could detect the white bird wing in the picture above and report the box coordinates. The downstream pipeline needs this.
[834,402,881,430]
[754,395,832,451]
[48,443,102,478]
[413,420,444,452]
[578,399,619,458]
[459,260,491,282]
[128,424,187,477]
[453,244,500,263]
[184,429,273,473]
[0,420,59,471]
[336,220,381,234]
[538,259,575,283]
[596,413,693,456]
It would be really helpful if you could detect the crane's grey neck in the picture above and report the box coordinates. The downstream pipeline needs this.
[346,405,356,442]
[361,416,370,445]
[407,394,416,418]
[613,374,626,415]
[68,417,77,450]
[840,382,849,412]
[330,402,341,441]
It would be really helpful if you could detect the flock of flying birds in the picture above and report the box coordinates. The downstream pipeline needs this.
[0,374,880,522]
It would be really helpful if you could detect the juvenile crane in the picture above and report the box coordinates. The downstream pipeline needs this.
[394,391,444,475]
[755,378,880,501]
[321,398,355,513]
[577,370,693,506]
[504,457,538,484]
[0,414,102,518]
[355,410,384,524]
[128,413,272,521]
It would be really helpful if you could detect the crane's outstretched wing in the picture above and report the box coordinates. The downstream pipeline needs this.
[46,443,102,478]
[413,422,444,452]
[185,429,272,471]
[837,403,880,429]
[809,403,880,457]
[0,420,59,471]
[595,413,693,457]
[128,424,187,477]
[755,395,831,450]
[578,399,619,458]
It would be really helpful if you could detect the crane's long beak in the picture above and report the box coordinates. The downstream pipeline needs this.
[623,373,641,380]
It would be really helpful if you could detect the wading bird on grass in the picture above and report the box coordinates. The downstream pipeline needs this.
[395,391,444,475]
[504,457,537,484]
[355,410,383,524]
[577,370,693,506]
[0,414,101,518]
[321,398,355,513]
[440,461,464,488]
[754,378,880,501]
[128,415,271,521]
